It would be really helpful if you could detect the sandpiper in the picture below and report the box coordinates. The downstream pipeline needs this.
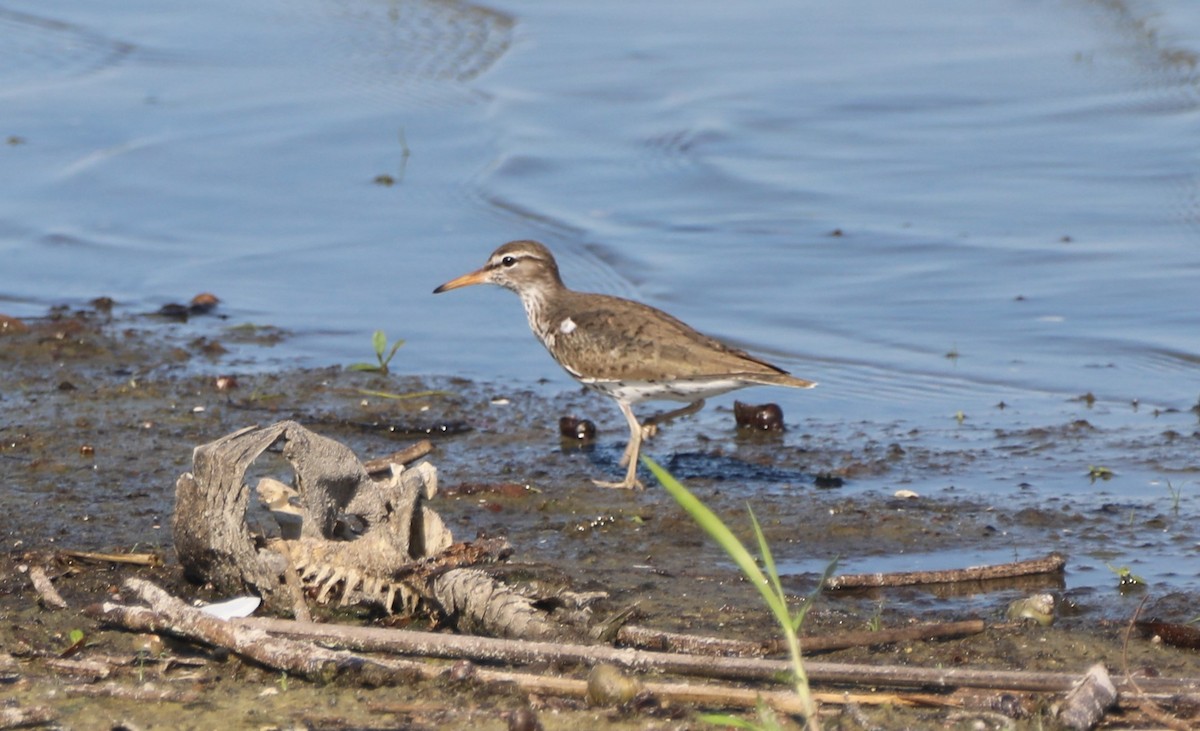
[434,240,815,489]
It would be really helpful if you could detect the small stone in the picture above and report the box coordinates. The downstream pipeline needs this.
[734,401,785,431]
[507,706,543,731]
[1006,593,1055,626]
[586,664,641,706]
[559,416,596,441]
[447,659,476,683]
[189,293,220,314]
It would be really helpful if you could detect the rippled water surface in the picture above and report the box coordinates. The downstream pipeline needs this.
[2,1,1198,586]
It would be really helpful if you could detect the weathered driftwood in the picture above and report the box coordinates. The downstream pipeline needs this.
[172,421,580,639]
[173,421,452,613]
[238,613,1200,701]
[1057,663,1116,731]
[85,580,931,716]
[824,552,1066,590]
[90,580,1200,723]
[28,565,68,610]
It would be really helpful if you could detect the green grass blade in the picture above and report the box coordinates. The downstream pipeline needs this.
[747,507,788,615]
[792,558,839,632]
[371,329,387,358]
[697,714,762,729]
[645,457,789,622]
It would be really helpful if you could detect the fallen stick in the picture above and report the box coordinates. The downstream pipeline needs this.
[1121,596,1193,731]
[241,616,1200,699]
[0,706,55,730]
[244,615,783,682]
[28,565,68,609]
[617,619,985,656]
[83,581,1200,719]
[44,657,111,681]
[58,549,163,567]
[86,587,936,715]
[805,620,986,652]
[63,681,202,704]
[824,552,1066,590]
[467,665,933,712]
[363,440,434,474]
[85,579,424,686]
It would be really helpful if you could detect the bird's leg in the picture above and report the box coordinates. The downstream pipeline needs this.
[641,399,706,440]
[593,400,644,489]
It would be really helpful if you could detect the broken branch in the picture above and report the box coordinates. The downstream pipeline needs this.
[824,552,1066,589]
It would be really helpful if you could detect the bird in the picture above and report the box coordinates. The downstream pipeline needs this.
[433,240,816,489]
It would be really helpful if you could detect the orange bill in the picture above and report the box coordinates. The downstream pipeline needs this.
[433,268,489,293]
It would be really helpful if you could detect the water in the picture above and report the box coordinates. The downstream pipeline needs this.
[2,1,1198,586]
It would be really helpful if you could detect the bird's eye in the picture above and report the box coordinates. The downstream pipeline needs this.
[501,255,517,267]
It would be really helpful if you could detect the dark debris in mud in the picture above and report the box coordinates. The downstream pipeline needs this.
[2,302,1200,729]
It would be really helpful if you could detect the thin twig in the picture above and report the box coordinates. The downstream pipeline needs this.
[1121,596,1192,731]
[363,439,434,474]
[58,549,162,567]
[62,682,201,704]
[825,553,1065,589]
[617,620,985,656]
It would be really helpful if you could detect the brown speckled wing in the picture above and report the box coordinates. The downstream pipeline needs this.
[548,291,797,383]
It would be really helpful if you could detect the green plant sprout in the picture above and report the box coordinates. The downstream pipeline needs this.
[866,601,885,632]
[1105,563,1146,589]
[645,457,832,731]
[348,330,404,375]
[1165,479,1184,516]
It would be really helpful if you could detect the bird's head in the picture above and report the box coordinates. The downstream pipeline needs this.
[434,240,564,296]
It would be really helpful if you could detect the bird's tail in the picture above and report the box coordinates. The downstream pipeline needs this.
[747,372,817,389]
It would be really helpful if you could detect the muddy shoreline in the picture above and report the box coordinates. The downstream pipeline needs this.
[2,303,1199,729]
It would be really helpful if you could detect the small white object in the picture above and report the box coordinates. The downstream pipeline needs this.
[199,595,261,620]
[192,405,206,413]
[893,489,919,499]
[491,397,510,406]
[559,317,577,334]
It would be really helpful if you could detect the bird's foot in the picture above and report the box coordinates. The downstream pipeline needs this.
[640,423,659,441]
[592,477,644,490]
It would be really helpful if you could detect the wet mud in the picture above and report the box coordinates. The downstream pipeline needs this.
[2,302,1199,729]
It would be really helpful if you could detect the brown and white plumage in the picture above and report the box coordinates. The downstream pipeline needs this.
[434,240,815,488]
